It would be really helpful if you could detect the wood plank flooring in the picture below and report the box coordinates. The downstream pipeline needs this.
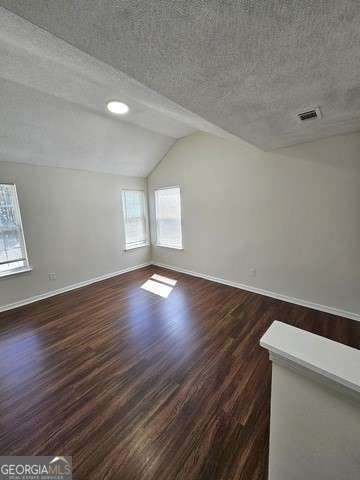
[0,266,359,479]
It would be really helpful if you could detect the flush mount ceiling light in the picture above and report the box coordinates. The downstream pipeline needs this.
[106,101,129,114]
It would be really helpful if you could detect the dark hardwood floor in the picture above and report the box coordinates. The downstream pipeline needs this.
[0,265,359,479]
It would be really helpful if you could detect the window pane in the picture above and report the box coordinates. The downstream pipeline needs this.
[0,184,29,273]
[122,190,147,248]
[155,187,182,248]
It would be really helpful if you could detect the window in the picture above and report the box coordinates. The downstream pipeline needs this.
[0,183,30,276]
[155,187,182,249]
[122,190,148,250]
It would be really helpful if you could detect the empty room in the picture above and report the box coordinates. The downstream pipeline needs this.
[0,2,359,479]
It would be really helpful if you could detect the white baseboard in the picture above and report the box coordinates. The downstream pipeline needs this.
[152,262,360,322]
[0,262,151,313]
[2,260,359,323]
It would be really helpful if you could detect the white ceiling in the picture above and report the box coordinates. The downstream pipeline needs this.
[0,7,232,176]
[0,77,175,177]
[2,1,360,150]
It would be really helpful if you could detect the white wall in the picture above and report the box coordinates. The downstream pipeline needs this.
[148,131,360,317]
[0,161,150,308]
[269,363,360,480]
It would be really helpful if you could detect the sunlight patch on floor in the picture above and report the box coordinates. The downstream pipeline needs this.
[141,279,173,298]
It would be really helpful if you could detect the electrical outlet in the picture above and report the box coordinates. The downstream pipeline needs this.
[48,272,56,281]
[249,268,256,277]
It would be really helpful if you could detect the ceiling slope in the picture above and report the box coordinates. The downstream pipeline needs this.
[2,0,360,149]
[0,7,233,176]
[0,77,174,177]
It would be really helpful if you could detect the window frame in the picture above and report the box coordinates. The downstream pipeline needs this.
[121,189,149,251]
[0,182,31,279]
[154,185,183,250]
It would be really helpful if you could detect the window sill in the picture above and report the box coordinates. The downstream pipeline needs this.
[124,243,150,251]
[154,244,184,250]
[0,266,33,279]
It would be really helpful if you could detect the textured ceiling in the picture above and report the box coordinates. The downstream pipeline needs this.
[1,1,360,149]
[0,77,174,177]
[0,7,232,176]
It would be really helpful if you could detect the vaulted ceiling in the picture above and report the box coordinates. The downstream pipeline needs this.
[1,1,360,176]
[2,0,360,151]
[0,6,230,176]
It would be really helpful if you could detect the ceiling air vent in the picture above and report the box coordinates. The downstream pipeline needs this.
[297,107,322,122]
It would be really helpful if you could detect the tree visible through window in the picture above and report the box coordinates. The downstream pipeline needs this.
[0,184,29,275]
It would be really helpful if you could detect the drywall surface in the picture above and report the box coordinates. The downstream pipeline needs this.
[268,362,360,480]
[0,161,150,308]
[148,131,360,316]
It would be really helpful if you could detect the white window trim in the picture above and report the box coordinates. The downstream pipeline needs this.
[154,185,183,250]
[124,242,150,251]
[0,265,32,279]
[154,244,183,250]
[122,189,150,251]
[0,183,31,279]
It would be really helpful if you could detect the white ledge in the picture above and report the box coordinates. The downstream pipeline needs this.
[0,266,32,279]
[260,321,360,395]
